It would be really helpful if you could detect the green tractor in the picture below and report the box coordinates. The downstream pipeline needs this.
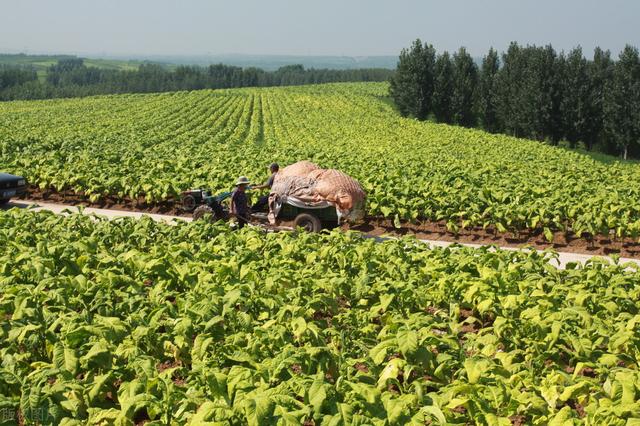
[180,189,231,221]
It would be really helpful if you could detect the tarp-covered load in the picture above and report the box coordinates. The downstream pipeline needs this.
[268,161,366,224]
[274,160,320,181]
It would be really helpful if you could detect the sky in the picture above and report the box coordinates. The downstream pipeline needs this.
[1,0,639,57]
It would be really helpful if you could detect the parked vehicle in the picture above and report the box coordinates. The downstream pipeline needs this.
[0,173,27,205]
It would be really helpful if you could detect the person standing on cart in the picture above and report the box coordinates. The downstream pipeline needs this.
[231,176,251,229]
[251,162,279,212]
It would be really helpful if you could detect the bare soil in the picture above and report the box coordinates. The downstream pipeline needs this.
[17,186,640,260]
[348,217,640,259]
[19,186,188,217]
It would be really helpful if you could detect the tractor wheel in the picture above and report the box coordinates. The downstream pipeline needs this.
[181,195,196,212]
[293,213,322,233]
[193,205,217,222]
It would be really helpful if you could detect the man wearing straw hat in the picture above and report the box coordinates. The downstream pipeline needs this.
[230,176,251,229]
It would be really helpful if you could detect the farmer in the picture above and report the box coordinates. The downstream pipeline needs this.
[251,162,279,212]
[230,176,251,229]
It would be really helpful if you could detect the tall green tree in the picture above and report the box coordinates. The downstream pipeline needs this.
[432,52,454,123]
[521,45,565,144]
[389,45,420,117]
[561,47,590,148]
[605,45,640,159]
[389,39,436,119]
[587,47,614,152]
[477,48,501,133]
[496,42,528,137]
[500,44,563,142]
[451,47,478,127]
[545,47,566,145]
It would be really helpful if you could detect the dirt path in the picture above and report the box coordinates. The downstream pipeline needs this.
[7,200,189,224]
[4,200,639,270]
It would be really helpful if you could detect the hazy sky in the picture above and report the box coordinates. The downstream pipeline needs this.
[2,0,639,57]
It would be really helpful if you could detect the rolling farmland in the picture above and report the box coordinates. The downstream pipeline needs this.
[2,0,640,423]
[2,82,640,424]
[1,82,640,238]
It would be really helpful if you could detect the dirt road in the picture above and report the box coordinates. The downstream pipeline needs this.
[7,200,189,224]
[4,200,640,270]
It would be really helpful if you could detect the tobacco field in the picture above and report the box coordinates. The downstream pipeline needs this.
[1,83,640,238]
[1,209,639,424]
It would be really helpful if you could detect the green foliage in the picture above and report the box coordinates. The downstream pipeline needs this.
[394,40,640,158]
[2,82,640,238]
[389,39,436,120]
[605,45,640,160]
[432,51,454,123]
[451,47,478,128]
[0,55,393,102]
[1,209,640,424]
[477,48,501,133]
[562,47,592,147]
[498,43,565,142]
[587,48,614,152]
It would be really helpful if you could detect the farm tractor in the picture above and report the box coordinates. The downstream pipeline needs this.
[180,187,338,232]
[180,189,231,221]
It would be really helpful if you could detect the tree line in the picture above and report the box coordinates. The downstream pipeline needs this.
[0,59,393,101]
[390,40,640,159]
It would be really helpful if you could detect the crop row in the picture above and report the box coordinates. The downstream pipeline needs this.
[1,209,639,424]
[1,83,640,237]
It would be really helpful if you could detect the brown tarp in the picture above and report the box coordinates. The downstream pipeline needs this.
[274,160,320,182]
[268,161,366,224]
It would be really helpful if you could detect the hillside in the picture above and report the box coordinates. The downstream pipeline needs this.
[2,81,640,426]
[1,82,640,239]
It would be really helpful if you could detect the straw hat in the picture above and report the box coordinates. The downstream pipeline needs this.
[236,176,250,186]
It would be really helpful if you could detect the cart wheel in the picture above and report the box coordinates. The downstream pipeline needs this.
[182,195,196,212]
[293,213,322,233]
[193,205,217,222]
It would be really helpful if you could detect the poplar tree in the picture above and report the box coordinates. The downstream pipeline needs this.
[497,42,527,137]
[432,52,454,123]
[452,47,478,127]
[587,47,614,152]
[389,39,436,119]
[561,47,590,148]
[606,45,640,159]
[477,48,501,133]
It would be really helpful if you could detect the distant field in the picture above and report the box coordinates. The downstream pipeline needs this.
[0,54,68,69]
[1,82,640,238]
[0,54,154,71]
[0,54,166,81]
